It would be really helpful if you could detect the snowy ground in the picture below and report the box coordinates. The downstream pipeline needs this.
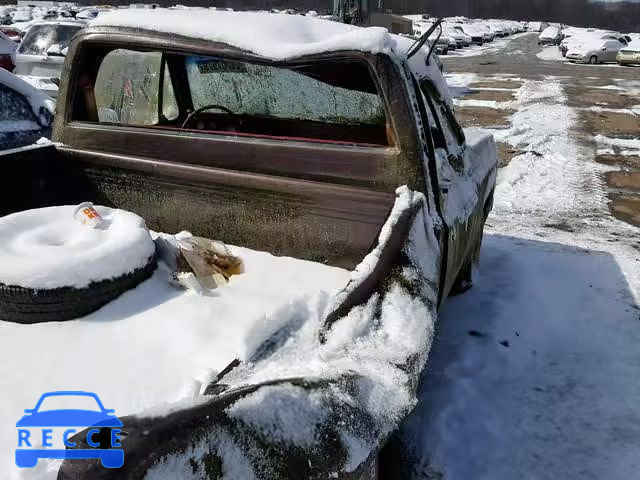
[399,32,640,480]
[536,45,565,61]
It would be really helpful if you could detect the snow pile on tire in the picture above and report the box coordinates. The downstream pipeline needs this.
[0,205,155,289]
[0,205,157,324]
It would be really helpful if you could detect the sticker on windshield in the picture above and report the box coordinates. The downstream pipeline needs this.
[15,391,124,469]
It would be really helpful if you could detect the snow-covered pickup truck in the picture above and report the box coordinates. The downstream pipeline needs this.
[0,10,497,479]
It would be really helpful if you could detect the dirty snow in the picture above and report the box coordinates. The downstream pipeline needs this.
[595,134,640,156]
[0,205,155,289]
[454,98,513,109]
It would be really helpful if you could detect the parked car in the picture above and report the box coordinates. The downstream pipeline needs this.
[0,6,15,25]
[566,38,626,64]
[0,67,53,150]
[561,31,628,57]
[444,24,471,47]
[528,21,549,32]
[13,20,85,97]
[412,21,451,54]
[454,23,484,45]
[1,10,497,479]
[475,23,495,42]
[617,41,640,66]
[0,26,23,43]
[430,31,451,54]
[0,30,16,71]
[538,25,563,45]
[489,22,508,37]
[10,8,31,24]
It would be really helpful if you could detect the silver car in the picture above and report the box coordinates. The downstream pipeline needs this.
[566,39,626,64]
[13,20,85,97]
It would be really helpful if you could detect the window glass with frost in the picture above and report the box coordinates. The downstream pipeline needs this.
[185,56,384,126]
[93,49,177,125]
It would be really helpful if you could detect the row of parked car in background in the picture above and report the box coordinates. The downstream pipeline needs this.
[0,5,636,156]
[538,23,640,66]
[407,15,528,55]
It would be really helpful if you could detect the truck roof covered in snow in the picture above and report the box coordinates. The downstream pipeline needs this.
[90,9,453,107]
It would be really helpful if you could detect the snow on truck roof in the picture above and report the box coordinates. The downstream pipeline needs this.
[91,9,453,106]
[92,9,393,59]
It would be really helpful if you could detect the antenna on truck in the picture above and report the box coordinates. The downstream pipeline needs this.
[407,17,444,64]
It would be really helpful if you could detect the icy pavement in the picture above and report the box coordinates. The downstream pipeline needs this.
[399,72,640,479]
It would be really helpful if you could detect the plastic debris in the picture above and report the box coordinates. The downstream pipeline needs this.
[157,231,243,292]
[73,202,105,229]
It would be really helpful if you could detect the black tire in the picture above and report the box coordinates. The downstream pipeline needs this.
[589,55,598,64]
[0,251,157,324]
[451,191,492,296]
[450,237,480,295]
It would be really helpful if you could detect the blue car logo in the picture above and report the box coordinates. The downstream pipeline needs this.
[16,391,123,468]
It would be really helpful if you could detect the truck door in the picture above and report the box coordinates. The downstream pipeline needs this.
[415,80,480,298]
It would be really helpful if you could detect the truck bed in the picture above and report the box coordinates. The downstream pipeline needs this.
[0,237,349,471]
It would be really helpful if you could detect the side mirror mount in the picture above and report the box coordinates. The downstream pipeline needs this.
[23,409,34,414]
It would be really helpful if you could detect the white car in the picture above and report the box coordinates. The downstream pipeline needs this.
[0,67,54,150]
[13,20,85,97]
[474,23,495,42]
[617,41,640,66]
[561,29,628,57]
[566,38,626,64]
[10,8,31,23]
[539,26,563,45]
[444,25,471,47]
[454,23,484,45]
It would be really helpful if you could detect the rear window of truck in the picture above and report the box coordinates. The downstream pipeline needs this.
[73,47,390,147]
